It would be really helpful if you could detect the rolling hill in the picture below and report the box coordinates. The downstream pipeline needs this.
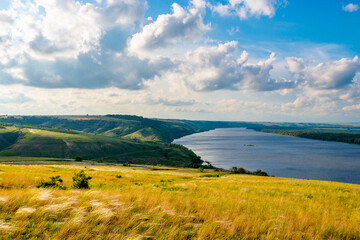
[0,115,242,142]
[0,125,203,167]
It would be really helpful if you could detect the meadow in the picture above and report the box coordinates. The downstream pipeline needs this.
[0,163,359,239]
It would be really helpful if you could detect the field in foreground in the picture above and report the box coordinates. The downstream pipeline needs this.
[0,164,359,240]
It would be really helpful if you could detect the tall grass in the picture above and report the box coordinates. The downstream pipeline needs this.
[0,164,359,239]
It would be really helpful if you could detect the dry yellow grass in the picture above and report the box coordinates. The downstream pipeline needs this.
[0,164,359,239]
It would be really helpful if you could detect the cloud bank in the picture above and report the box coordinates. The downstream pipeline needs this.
[0,0,360,121]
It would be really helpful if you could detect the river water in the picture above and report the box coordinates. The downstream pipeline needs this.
[173,128,360,184]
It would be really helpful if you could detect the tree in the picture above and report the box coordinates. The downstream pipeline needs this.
[72,170,92,189]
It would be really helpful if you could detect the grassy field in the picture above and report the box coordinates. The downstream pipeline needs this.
[0,163,359,239]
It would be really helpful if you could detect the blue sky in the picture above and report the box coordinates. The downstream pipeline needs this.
[0,0,360,122]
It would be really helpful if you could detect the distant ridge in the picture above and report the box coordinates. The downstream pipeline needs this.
[0,115,360,166]
[0,115,244,143]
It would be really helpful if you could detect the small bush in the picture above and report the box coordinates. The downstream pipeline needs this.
[37,176,66,189]
[75,156,83,162]
[198,167,204,172]
[96,159,104,163]
[230,167,269,176]
[123,162,130,166]
[72,170,92,189]
[115,175,122,178]
[230,167,248,174]
[253,169,269,176]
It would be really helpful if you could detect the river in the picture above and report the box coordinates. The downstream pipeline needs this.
[173,128,360,184]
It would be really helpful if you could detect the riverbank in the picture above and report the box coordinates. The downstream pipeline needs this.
[260,129,360,145]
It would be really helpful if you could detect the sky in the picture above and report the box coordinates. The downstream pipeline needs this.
[0,0,360,122]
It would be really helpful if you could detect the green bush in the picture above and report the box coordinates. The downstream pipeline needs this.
[252,169,269,176]
[72,170,92,189]
[198,167,204,172]
[123,162,130,166]
[37,176,66,189]
[96,159,104,163]
[230,167,248,174]
[230,167,269,176]
[75,156,83,162]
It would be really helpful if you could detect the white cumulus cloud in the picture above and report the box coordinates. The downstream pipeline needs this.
[286,57,304,73]
[211,0,284,19]
[128,0,210,58]
[342,3,359,12]
[301,57,360,89]
[174,41,296,91]
[0,0,145,62]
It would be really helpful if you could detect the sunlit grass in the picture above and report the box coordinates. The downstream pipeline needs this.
[0,164,359,239]
[0,126,19,133]
[21,128,91,141]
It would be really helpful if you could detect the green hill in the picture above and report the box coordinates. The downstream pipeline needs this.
[0,115,235,167]
[2,115,360,144]
[0,126,203,167]
[0,115,242,142]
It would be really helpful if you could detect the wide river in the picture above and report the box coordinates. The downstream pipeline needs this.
[173,128,360,184]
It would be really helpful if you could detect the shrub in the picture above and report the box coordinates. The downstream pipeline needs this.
[96,159,104,163]
[75,156,83,162]
[72,170,92,189]
[230,167,248,174]
[230,167,269,176]
[198,167,204,173]
[123,162,130,166]
[37,176,66,189]
[253,169,269,176]
[115,175,122,178]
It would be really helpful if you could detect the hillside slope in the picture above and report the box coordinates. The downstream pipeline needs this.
[0,115,243,142]
[0,126,203,167]
[0,127,21,151]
